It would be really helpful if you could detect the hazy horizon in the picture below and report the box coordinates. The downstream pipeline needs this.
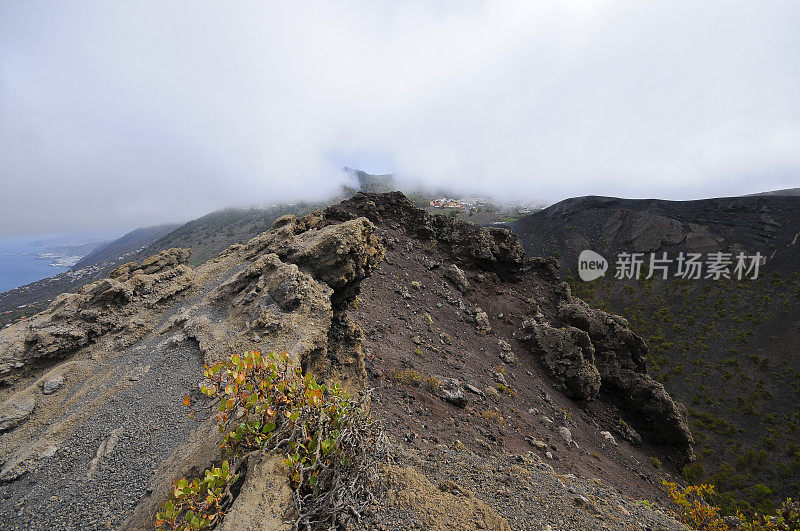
[2,1,799,237]
[0,167,798,239]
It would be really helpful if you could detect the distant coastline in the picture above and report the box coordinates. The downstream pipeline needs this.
[0,232,117,294]
[0,250,71,293]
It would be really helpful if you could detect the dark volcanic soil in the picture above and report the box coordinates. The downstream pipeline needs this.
[346,219,684,507]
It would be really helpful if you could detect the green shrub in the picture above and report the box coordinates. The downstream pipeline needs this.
[160,350,386,529]
[155,461,238,530]
[497,383,516,397]
[683,461,705,484]
[391,368,441,391]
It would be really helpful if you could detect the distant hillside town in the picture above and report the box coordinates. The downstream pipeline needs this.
[429,196,536,215]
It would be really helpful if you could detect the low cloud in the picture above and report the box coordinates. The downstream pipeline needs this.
[1,1,798,235]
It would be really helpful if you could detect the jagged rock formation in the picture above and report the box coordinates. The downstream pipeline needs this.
[0,248,194,384]
[556,301,693,446]
[516,298,693,447]
[0,191,690,530]
[333,192,693,451]
[326,191,525,279]
[520,319,602,401]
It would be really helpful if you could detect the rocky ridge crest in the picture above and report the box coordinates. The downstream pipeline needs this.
[0,192,691,529]
[332,192,693,451]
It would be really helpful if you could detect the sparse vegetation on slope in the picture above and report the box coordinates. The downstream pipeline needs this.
[140,203,324,267]
[514,194,800,515]
[567,271,800,515]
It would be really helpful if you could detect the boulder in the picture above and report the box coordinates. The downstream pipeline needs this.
[475,310,492,335]
[0,395,35,432]
[87,427,124,478]
[600,431,617,446]
[219,454,293,531]
[558,426,573,446]
[498,340,516,364]
[438,377,467,407]
[41,375,64,395]
[557,300,693,447]
[520,320,601,400]
[243,216,383,303]
[444,264,470,292]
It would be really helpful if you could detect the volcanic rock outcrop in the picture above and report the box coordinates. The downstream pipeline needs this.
[517,299,693,447]
[326,191,526,279]
[519,319,602,401]
[0,248,194,385]
[0,212,383,529]
[559,301,692,446]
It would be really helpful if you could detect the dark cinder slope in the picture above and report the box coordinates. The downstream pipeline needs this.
[750,188,800,197]
[512,194,800,275]
[510,193,800,513]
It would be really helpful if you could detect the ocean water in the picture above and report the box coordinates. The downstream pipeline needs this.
[0,232,120,294]
[0,249,71,293]
[0,238,72,293]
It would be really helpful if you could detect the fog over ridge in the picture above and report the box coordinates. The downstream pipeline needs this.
[1,1,798,236]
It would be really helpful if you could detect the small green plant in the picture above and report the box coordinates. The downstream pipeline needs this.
[423,240,438,254]
[155,462,238,529]
[497,383,516,397]
[649,456,663,469]
[480,409,505,424]
[390,368,441,391]
[636,499,657,509]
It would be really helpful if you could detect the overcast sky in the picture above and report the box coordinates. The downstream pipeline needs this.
[1,1,799,236]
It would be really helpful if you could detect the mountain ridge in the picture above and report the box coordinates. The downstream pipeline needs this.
[0,191,691,529]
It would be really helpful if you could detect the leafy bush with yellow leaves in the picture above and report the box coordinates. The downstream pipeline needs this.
[663,481,800,530]
[157,350,386,530]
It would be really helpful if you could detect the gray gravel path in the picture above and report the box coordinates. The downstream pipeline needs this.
[0,261,250,530]
[0,338,203,530]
